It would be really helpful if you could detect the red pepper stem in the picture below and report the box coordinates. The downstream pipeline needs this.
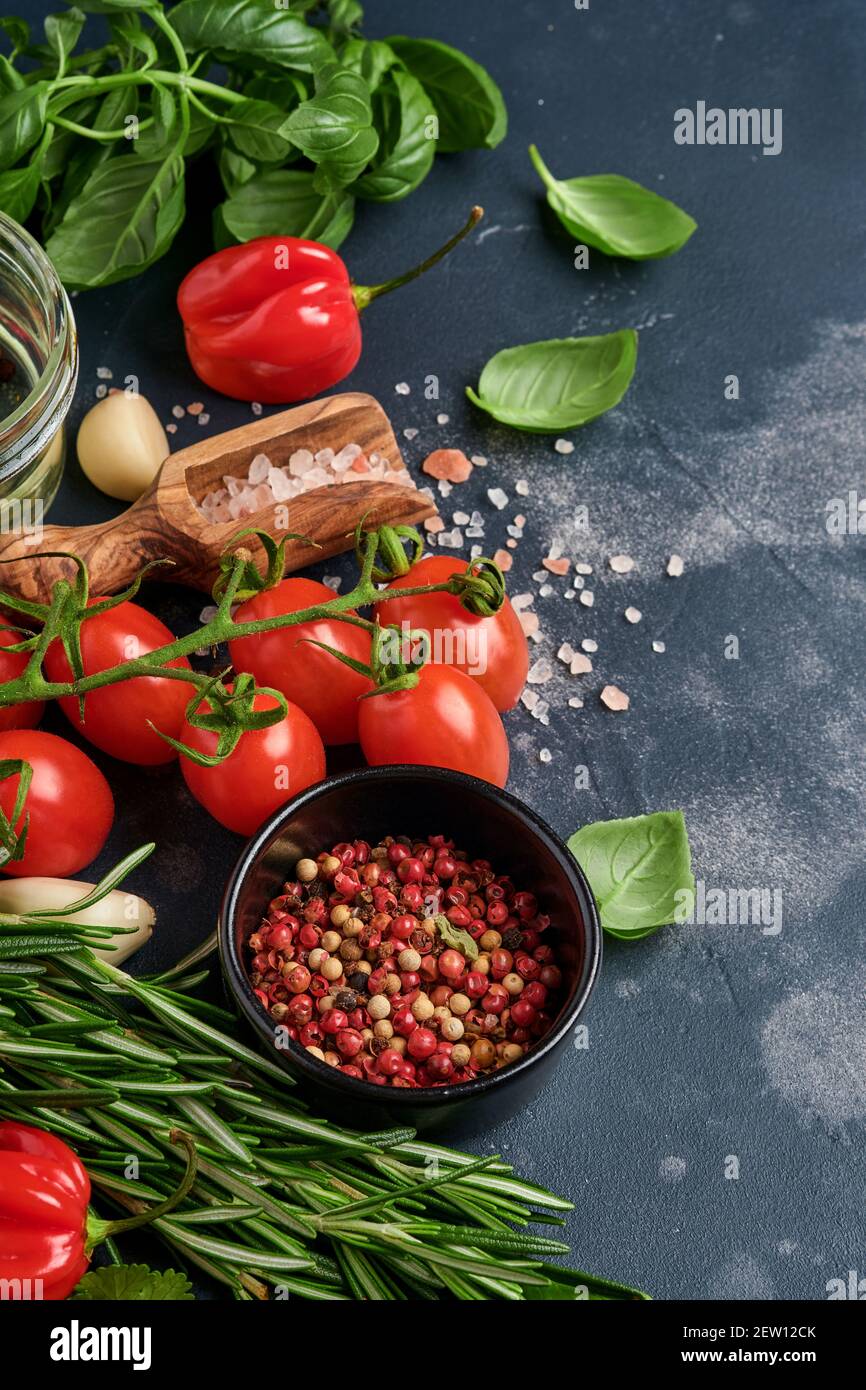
[85,1130,198,1252]
[352,206,484,312]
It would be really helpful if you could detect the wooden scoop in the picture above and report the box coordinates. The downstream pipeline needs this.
[0,392,437,604]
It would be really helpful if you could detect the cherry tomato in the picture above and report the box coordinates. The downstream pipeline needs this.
[0,630,44,731]
[43,600,195,766]
[0,730,114,877]
[179,690,326,835]
[375,556,529,712]
[230,578,373,745]
[358,664,508,788]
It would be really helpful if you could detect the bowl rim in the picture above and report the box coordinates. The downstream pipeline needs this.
[218,765,602,1107]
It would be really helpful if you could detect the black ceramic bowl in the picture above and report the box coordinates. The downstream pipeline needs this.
[219,767,601,1135]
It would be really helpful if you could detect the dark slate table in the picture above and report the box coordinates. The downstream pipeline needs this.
[12,0,866,1300]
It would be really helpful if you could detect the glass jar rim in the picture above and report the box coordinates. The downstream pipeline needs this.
[0,211,78,484]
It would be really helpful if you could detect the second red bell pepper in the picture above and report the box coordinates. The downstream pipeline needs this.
[177,207,482,404]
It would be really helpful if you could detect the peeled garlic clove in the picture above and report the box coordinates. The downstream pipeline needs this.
[77,391,169,502]
[0,875,155,965]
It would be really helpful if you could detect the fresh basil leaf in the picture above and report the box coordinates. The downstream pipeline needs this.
[243,71,307,110]
[282,61,377,189]
[386,36,507,151]
[218,143,257,198]
[225,98,294,164]
[466,331,637,433]
[0,18,30,58]
[434,914,479,961]
[339,37,399,92]
[530,145,696,260]
[44,8,85,73]
[354,68,436,203]
[327,0,363,32]
[0,159,43,221]
[109,12,159,66]
[219,168,354,249]
[169,0,334,74]
[133,83,178,158]
[567,811,695,941]
[46,149,185,288]
[0,56,25,95]
[41,89,133,235]
[0,83,49,172]
[72,1263,194,1301]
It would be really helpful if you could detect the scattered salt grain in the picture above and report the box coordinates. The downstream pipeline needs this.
[539,584,554,598]
[487,487,508,510]
[569,653,593,675]
[424,515,445,533]
[422,448,472,483]
[576,563,593,575]
[438,480,453,497]
[251,402,263,416]
[187,402,204,415]
[526,658,553,684]
[532,702,550,725]
[564,589,576,600]
[516,479,529,496]
[600,685,630,712]
[518,611,539,637]
[465,526,485,538]
[470,511,484,527]
[470,454,488,468]
[323,576,342,591]
[438,528,464,548]
[437,413,450,425]
[667,553,685,577]
[539,748,552,764]
[507,524,523,539]
[198,413,210,426]
[558,642,574,663]
[470,544,483,559]
[581,638,598,653]
[95,384,108,399]
[403,427,419,440]
[568,697,584,709]
[172,404,185,420]
[166,422,177,434]
[521,689,539,710]
[652,640,666,653]
[579,591,594,607]
[511,593,534,611]
[395,382,411,395]
[506,539,518,549]
[609,554,634,574]
[543,556,570,575]
[532,570,548,583]
[96,366,113,380]
[624,607,643,624]
[572,575,584,589]
[493,548,512,571]
[289,449,314,476]
[248,453,271,484]
[554,438,574,455]
[453,511,470,526]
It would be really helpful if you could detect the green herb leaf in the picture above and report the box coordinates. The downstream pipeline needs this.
[46,150,185,289]
[44,8,85,74]
[466,331,637,434]
[225,98,294,164]
[169,0,334,73]
[354,68,436,203]
[109,12,159,66]
[0,18,30,59]
[218,167,354,249]
[386,36,507,151]
[434,914,479,961]
[0,83,49,173]
[567,810,695,940]
[282,62,378,189]
[339,37,399,91]
[530,145,697,260]
[72,1263,195,1301]
[0,158,43,221]
[218,144,257,198]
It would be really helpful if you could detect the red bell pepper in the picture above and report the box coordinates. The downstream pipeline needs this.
[0,1120,197,1300]
[177,206,482,405]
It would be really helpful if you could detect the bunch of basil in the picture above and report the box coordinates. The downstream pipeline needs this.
[0,0,507,290]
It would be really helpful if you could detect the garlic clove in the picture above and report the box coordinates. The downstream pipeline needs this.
[76,391,169,502]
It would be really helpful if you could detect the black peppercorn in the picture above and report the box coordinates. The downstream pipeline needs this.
[346,974,368,995]
[501,927,524,951]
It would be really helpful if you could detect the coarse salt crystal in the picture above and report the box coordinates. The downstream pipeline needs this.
[507,524,523,539]
[395,382,410,395]
[532,702,550,725]
[576,563,593,575]
[323,576,342,591]
[506,539,518,549]
[579,591,594,607]
[453,511,470,526]
[425,515,445,533]
[438,479,453,497]
[511,592,534,610]
[570,653,593,674]
[519,611,540,638]
[470,454,487,467]
[493,548,512,571]
[600,685,630,711]
[251,402,263,416]
[581,639,598,652]
[609,554,635,574]
[544,556,570,575]
[539,584,554,598]
[516,479,529,496]
[166,422,177,433]
[172,405,185,420]
[248,453,271,484]
[465,526,485,538]
[652,640,666,653]
[95,384,108,399]
[526,658,553,684]
[403,427,419,440]
[437,413,450,425]
[470,544,483,559]
[269,468,294,502]
[289,449,314,476]
[315,448,335,468]
[96,366,113,380]
[667,553,684,577]
[532,570,548,583]
[624,607,643,624]
[554,438,574,455]
[198,413,210,426]
[568,697,584,709]
[572,575,584,589]
[521,688,539,710]
[558,642,575,663]
[422,449,472,484]
[187,402,204,415]
[539,748,552,763]
[438,528,464,548]
[564,589,576,600]
[487,488,508,509]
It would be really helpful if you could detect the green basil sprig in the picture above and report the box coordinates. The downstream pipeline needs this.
[353,68,436,203]
[217,168,354,251]
[386,36,507,151]
[530,145,697,260]
[466,330,638,434]
[568,811,695,940]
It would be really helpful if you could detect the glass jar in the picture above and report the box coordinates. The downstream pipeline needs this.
[0,211,78,512]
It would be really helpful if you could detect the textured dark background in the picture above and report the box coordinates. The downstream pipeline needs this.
[8,0,866,1300]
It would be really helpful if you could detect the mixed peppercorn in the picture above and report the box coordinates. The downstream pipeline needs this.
[245,834,565,1088]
